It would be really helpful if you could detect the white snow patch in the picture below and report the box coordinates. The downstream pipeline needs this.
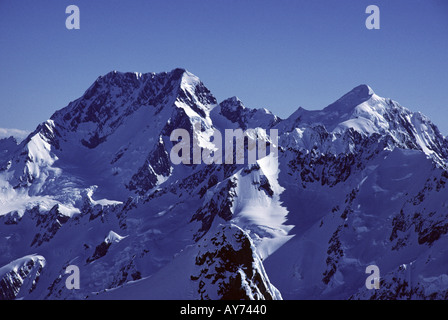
[105,231,127,244]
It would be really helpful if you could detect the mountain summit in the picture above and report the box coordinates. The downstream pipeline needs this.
[1,69,448,300]
[325,84,375,112]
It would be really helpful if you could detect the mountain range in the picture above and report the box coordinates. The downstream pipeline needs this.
[1,68,448,300]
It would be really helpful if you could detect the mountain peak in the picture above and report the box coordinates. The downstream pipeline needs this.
[96,68,189,85]
[324,84,375,113]
[349,84,375,96]
[220,96,245,111]
[178,68,200,89]
[99,70,147,83]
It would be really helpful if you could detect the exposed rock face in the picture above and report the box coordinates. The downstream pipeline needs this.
[0,255,46,300]
[192,224,281,300]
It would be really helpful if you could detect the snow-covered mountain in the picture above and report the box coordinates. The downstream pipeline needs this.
[1,68,448,300]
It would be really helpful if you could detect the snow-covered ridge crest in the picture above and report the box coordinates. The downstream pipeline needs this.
[277,84,448,167]
[0,254,46,300]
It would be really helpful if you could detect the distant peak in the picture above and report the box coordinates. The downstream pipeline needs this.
[179,68,200,85]
[170,67,187,79]
[222,96,243,104]
[220,96,245,111]
[170,68,203,85]
[339,84,375,103]
[324,84,375,113]
[97,70,146,84]
[96,68,190,85]
[350,84,375,97]
[172,67,187,73]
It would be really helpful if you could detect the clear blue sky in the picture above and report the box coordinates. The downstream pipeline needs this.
[1,0,447,134]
